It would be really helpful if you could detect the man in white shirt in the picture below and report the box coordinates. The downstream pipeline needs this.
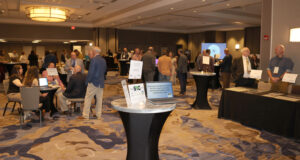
[232,47,257,88]
[64,51,84,82]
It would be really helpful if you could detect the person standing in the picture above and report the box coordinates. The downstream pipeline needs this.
[131,48,142,61]
[157,51,172,81]
[28,50,39,66]
[267,44,294,93]
[141,50,156,82]
[196,49,214,72]
[120,48,129,60]
[42,51,57,70]
[177,49,188,96]
[64,51,84,82]
[231,47,256,88]
[169,51,177,84]
[79,47,107,120]
[219,48,232,88]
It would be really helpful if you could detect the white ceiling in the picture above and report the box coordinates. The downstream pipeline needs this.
[0,0,262,33]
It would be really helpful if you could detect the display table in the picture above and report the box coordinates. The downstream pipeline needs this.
[190,71,216,109]
[111,99,176,160]
[218,87,300,139]
[119,59,129,76]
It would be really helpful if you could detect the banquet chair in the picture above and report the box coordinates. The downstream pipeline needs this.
[20,87,43,127]
[2,79,21,116]
[67,98,84,116]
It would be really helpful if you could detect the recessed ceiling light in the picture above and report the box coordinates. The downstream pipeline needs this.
[170,8,174,10]
[234,21,242,24]
[0,39,7,42]
[70,40,77,43]
[193,10,197,13]
[202,0,206,2]
[63,42,69,44]
[226,3,230,7]
[137,16,141,19]
[32,40,41,43]
[89,42,93,46]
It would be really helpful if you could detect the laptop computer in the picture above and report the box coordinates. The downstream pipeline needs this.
[39,78,49,89]
[146,81,179,104]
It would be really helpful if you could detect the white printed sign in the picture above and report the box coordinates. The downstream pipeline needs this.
[128,83,146,105]
[121,80,132,107]
[129,60,143,79]
[203,56,210,65]
[46,68,58,76]
[282,73,298,83]
[250,70,263,80]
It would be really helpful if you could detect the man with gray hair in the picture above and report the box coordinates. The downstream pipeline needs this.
[78,46,107,120]
[232,47,256,88]
[267,44,294,93]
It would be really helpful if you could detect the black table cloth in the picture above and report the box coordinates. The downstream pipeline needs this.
[218,89,300,139]
[119,60,129,76]
[192,74,214,109]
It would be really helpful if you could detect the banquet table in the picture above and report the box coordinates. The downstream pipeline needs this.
[218,87,300,139]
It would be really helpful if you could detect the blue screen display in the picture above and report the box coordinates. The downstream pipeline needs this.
[201,43,227,59]
[146,82,173,99]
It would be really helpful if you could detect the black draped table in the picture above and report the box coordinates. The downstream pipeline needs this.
[0,61,27,77]
[119,59,129,76]
[40,86,59,116]
[218,87,300,139]
[111,99,176,160]
[190,71,216,109]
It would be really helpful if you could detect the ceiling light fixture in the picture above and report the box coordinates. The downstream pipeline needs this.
[63,42,69,44]
[70,40,77,43]
[32,40,41,43]
[170,8,174,10]
[26,7,69,22]
[226,3,230,7]
[202,0,206,2]
[0,39,7,42]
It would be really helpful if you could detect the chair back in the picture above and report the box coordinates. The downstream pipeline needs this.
[3,79,9,95]
[291,85,300,95]
[20,87,40,111]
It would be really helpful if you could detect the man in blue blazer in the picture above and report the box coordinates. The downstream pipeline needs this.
[79,46,107,120]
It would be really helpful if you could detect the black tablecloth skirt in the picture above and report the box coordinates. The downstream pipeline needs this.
[218,90,300,139]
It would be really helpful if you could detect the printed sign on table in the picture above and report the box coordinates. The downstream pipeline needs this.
[282,73,298,83]
[129,60,143,79]
[46,68,58,76]
[128,83,146,105]
[121,80,132,107]
[250,70,263,80]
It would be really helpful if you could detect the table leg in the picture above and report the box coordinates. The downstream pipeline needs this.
[192,75,212,109]
[119,111,171,160]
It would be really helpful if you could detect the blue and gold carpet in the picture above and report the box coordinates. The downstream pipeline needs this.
[0,80,299,160]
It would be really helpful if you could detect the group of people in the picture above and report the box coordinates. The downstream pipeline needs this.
[6,46,107,121]
[119,46,189,96]
[215,44,294,92]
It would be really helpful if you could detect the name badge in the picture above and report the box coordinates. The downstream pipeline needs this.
[273,67,279,74]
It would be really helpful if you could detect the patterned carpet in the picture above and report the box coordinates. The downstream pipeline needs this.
[0,77,299,160]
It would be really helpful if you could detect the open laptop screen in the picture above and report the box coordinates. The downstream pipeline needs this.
[39,78,48,87]
[146,82,173,99]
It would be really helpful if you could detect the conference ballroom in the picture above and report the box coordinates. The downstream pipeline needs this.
[0,0,299,159]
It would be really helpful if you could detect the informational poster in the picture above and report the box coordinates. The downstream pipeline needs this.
[128,83,146,105]
[121,80,132,107]
[203,56,210,65]
[282,73,298,83]
[250,70,263,79]
[129,60,143,79]
[46,68,58,76]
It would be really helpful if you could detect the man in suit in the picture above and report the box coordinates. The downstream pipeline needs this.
[232,47,257,88]
[120,48,129,60]
[79,46,107,120]
[57,65,87,113]
[141,50,156,82]
[177,49,188,96]
[64,51,85,82]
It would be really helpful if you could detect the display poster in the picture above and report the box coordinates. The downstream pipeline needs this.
[128,83,146,105]
[282,73,298,83]
[203,56,210,65]
[250,70,263,79]
[129,60,143,79]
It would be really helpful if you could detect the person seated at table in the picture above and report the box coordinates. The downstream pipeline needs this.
[64,51,84,82]
[57,65,87,113]
[23,66,53,120]
[197,49,214,72]
[42,62,65,90]
[267,44,294,93]
[157,50,172,81]
[7,65,23,102]
[232,47,257,88]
